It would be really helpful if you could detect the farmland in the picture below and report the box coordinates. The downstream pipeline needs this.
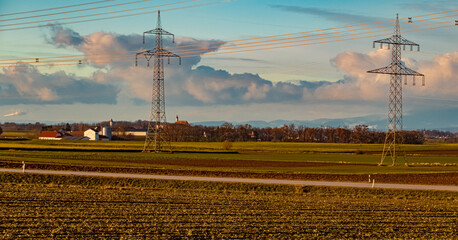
[1,172,457,239]
[1,140,457,238]
[1,140,457,185]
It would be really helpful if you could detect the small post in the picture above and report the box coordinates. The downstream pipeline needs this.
[369,175,371,183]
[372,179,375,188]
[22,161,26,173]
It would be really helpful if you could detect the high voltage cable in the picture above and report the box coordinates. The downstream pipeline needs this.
[7,20,449,66]
[0,0,115,17]
[194,25,454,58]
[0,11,455,64]
[0,15,455,66]
[0,0,205,29]
[79,22,458,59]
[78,24,456,64]
[0,11,454,60]
[5,24,454,68]
[0,0,223,32]
[0,0,153,22]
[0,24,453,67]
[0,1,454,33]
[172,20,453,55]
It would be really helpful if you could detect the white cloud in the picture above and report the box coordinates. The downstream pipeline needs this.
[3,110,26,117]
[39,26,458,109]
[0,64,119,105]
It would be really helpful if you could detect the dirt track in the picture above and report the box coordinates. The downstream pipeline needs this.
[1,168,457,191]
[1,161,457,186]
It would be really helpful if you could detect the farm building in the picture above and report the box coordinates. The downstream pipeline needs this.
[123,129,147,137]
[38,131,89,140]
[84,128,99,141]
[38,131,63,140]
[84,127,111,141]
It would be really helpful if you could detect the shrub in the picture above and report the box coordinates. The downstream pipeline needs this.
[222,140,233,151]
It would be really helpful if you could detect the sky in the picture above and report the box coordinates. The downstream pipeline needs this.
[0,0,457,128]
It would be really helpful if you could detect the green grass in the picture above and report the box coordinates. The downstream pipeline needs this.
[1,140,457,175]
[2,139,458,152]
[0,130,40,139]
[1,172,456,239]
[1,149,457,174]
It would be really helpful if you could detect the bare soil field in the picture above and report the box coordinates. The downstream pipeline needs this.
[1,161,456,185]
[1,173,456,239]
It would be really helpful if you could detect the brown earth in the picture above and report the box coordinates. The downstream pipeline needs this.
[1,161,456,186]
[103,158,376,168]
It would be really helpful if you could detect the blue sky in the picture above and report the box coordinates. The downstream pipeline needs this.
[0,0,457,128]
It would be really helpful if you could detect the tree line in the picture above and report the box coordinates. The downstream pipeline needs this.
[161,123,426,144]
[1,121,456,144]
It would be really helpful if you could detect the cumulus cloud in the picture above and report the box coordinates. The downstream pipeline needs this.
[0,64,119,105]
[413,52,458,97]
[42,26,457,108]
[46,25,84,48]
[45,26,324,106]
[327,50,458,100]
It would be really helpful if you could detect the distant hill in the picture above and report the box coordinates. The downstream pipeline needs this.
[192,108,458,132]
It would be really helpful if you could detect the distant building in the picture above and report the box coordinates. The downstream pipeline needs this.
[83,119,113,141]
[84,128,100,141]
[124,129,147,137]
[39,130,88,140]
[38,131,63,140]
[175,115,189,125]
[102,119,113,140]
[39,119,113,141]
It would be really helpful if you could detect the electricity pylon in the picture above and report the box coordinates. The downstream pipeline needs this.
[135,11,181,152]
[368,14,424,166]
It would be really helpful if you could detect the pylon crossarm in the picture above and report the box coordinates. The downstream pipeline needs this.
[144,29,174,37]
[374,36,419,47]
[367,63,424,76]
[137,49,181,59]
[398,36,419,46]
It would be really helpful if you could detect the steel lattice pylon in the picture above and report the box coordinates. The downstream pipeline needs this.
[136,11,181,152]
[367,14,424,166]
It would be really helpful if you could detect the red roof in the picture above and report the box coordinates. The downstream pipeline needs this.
[39,131,61,138]
[70,131,84,137]
[175,120,189,125]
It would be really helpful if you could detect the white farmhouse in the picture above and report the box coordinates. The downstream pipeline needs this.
[84,128,100,141]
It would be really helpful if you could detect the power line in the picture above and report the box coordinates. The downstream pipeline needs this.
[1,24,454,67]
[192,25,453,58]
[171,21,453,56]
[5,24,454,68]
[0,0,205,29]
[0,0,115,17]
[1,11,455,64]
[0,0,152,22]
[0,18,454,66]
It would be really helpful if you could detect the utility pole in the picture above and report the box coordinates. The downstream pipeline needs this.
[136,11,181,152]
[368,14,424,166]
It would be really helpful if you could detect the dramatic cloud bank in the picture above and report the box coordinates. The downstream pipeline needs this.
[2,25,456,110]
[0,64,119,105]
[44,26,335,106]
